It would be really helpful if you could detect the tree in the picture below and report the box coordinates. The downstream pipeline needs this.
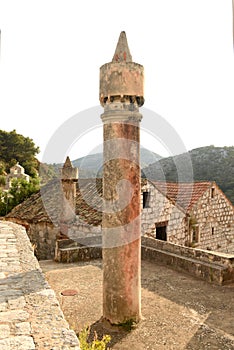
[0,129,39,177]
[0,178,39,216]
[0,176,6,187]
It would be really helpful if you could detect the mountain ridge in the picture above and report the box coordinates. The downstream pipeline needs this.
[142,145,234,204]
[72,147,162,178]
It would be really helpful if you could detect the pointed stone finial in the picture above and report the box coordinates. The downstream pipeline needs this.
[112,31,132,63]
[61,156,78,181]
[63,156,72,168]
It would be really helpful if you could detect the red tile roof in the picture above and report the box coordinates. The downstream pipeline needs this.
[151,181,212,212]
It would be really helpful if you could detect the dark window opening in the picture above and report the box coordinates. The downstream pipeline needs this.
[212,227,214,235]
[143,191,150,208]
[192,225,199,243]
[155,221,168,241]
[211,188,215,198]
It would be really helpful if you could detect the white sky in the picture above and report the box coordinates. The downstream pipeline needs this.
[0,0,233,163]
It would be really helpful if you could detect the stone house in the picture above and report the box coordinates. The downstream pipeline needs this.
[6,159,102,260]
[6,160,234,258]
[6,162,30,189]
[141,180,234,253]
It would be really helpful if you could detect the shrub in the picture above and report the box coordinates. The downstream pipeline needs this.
[79,326,111,350]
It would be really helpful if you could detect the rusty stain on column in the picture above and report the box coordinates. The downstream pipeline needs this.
[100,31,144,324]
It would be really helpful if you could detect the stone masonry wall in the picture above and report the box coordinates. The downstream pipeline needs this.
[64,221,101,242]
[0,220,80,349]
[142,236,234,266]
[28,222,60,260]
[11,220,101,261]
[191,184,234,253]
[141,236,234,285]
[141,182,188,245]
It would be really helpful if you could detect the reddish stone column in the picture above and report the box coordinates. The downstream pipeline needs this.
[100,32,144,324]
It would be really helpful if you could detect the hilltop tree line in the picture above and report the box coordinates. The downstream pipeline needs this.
[0,129,40,215]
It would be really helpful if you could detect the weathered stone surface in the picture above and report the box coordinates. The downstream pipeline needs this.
[100,32,143,324]
[141,180,234,253]
[0,324,10,339]
[0,221,80,349]
[142,236,234,285]
[100,32,144,107]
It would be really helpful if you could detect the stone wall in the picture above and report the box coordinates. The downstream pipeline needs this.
[141,181,188,245]
[8,219,102,261]
[27,222,60,260]
[64,221,101,242]
[55,239,102,263]
[0,220,80,349]
[190,184,234,253]
[142,236,234,266]
[141,236,234,285]
[29,221,102,261]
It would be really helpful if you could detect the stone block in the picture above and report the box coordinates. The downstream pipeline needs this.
[0,310,29,323]
[0,324,10,339]
[0,336,35,350]
[14,322,31,336]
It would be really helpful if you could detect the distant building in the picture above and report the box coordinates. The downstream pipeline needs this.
[6,163,30,189]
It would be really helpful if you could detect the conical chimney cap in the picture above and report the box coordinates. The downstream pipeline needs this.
[112,31,132,63]
[63,156,73,168]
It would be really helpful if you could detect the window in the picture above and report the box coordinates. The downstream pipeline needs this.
[212,227,215,235]
[192,225,200,243]
[211,187,215,198]
[143,191,150,208]
[155,221,168,241]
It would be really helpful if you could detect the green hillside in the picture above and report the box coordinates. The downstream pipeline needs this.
[142,146,234,204]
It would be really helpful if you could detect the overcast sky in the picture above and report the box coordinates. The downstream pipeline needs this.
[0,1,233,163]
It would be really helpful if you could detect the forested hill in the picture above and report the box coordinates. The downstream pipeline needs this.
[142,146,234,204]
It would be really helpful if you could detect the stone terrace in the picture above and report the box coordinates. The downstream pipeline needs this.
[0,220,80,350]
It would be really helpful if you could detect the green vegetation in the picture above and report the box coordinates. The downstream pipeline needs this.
[142,146,234,204]
[0,178,39,216]
[79,327,111,350]
[0,129,41,215]
[0,129,39,177]
[39,162,58,185]
[0,176,6,187]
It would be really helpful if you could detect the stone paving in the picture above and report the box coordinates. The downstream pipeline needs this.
[0,220,80,350]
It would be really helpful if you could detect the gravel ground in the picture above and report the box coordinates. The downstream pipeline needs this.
[40,259,234,350]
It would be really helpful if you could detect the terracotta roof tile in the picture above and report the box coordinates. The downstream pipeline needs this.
[151,181,212,212]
